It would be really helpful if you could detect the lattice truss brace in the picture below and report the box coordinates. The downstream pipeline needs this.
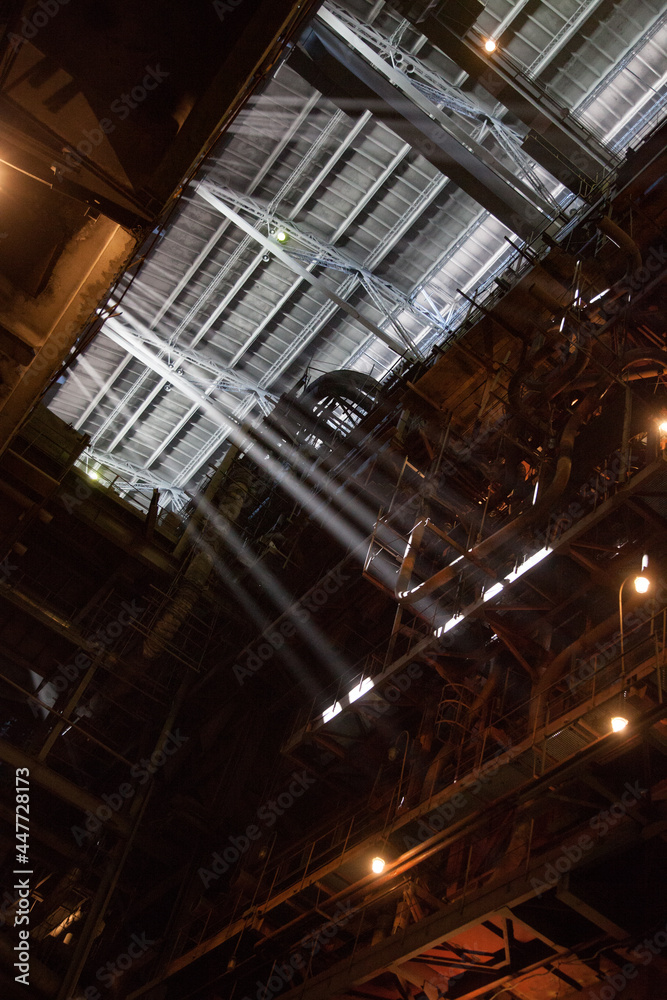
[325,0,561,210]
[58,0,667,504]
[198,181,455,352]
[108,312,278,414]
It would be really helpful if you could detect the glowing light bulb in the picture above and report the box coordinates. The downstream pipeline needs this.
[484,38,497,53]
[87,470,99,480]
[275,230,288,243]
[659,420,667,434]
[611,716,628,732]
[371,856,385,874]
[634,575,649,594]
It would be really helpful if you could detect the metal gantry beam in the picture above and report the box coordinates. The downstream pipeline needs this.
[197,181,416,359]
[55,0,662,505]
[324,0,561,209]
[85,86,327,449]
[85,446,191,510]
[114,117,404,476]
[395,0,616,189]
[175,169,449,487]
[201,184,453,343]
[91,108,375,463]
[308,7,561,239]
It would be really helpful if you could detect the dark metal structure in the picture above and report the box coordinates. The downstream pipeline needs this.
[0,4,666,1000]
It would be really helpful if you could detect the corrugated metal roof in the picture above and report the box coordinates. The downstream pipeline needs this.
[48,0,667,507]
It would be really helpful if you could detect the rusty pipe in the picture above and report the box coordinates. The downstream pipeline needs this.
[396,346,667,611]
[470,657,501,718]
[528,605,634,730]
[597,215,642,275]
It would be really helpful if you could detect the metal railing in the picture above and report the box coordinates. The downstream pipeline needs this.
[169,605,665,965]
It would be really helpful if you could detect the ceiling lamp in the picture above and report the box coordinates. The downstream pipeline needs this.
[274,229,288,243]
[610,716,628,732]
[634,575,650,594]
[484,38,497,53]
[371,856,385,874]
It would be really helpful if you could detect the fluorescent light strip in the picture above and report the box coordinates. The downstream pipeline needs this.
[323,546,554,722]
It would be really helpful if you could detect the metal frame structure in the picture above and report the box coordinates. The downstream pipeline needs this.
[45,0,667,507]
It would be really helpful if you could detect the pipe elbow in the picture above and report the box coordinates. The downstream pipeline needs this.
[597,215,642,276]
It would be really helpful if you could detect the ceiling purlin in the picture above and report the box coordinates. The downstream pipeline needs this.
[173,171,450,488]
[94,104,375,463]
[47,0,667,501]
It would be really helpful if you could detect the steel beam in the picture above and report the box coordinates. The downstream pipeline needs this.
[87,88,325,449]
[176,171,448,486]
[405,9,615,189]
[198,182,415,359]
[0,737,130,837]
[308,10,559,239]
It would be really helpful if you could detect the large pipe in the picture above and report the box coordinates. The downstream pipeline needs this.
[528,606,632,730]
[597,215,642,275]
[396,381,606,606]
[469,657,501,719]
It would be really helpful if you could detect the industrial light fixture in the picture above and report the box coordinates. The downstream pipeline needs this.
[611,716,629,732]
[619,570,651,675]
[659,420,667,434]
[371,856,385,874]
[484,38,497,53]
[274,229,288,243]
[87,469,99,480]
